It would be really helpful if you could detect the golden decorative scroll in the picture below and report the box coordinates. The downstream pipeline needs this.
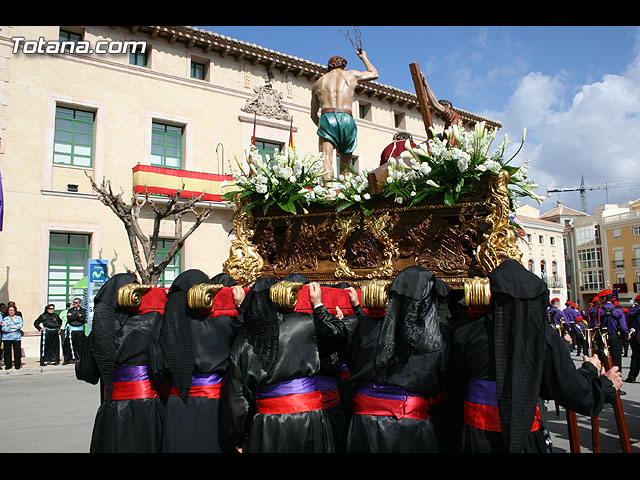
[464,276,491,308]
[222,194,264,286]
[475,170,522,275]
[117,283,152,308]
[331,211,362,279]
[332,211,399,279]
[361,278,392,309]
[187,283,224,310]
[269,280,304,309]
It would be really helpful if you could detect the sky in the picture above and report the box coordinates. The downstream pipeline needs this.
[198,26,640,215]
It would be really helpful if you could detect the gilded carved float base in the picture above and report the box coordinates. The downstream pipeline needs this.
[223,171,522,288]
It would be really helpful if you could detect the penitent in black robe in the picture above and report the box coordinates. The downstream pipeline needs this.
[75,273,166,453]
[446,260,617,453]
[222,278,335,453]
[345,266,448,453]
[149,269,243,453]
[34,310,62,364]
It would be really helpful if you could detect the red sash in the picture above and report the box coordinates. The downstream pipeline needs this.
[169,383,223,399]
[352,383,430,420]
[257,391,324,414]
[464,378,541,432]
[255,377,324,414]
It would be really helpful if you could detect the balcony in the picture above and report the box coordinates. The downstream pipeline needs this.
[545,277,564,288]
[613,283,628,293]
[132,164,234,203]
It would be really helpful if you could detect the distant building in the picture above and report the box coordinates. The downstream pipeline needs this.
[515,204,568,302]
[564,200,640,307]
[539,200,587,305]
[599,199,640,306]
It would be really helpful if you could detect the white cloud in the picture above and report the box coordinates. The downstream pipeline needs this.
[482,37,640,214]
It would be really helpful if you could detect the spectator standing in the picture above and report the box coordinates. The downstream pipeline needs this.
[2,305,23,369]
[624,294,640,383]
[63,297,87,364]
[34,304,62,366]
[0,302,5,367]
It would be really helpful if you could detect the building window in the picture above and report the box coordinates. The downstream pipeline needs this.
[190,61,206,80]
[539,235,544,244]
[393,111,405,129]
[47,233,90,311]
[151,122,183,169]
[254,140,282,163]
[580,270,605,292]
[59,29,82,43]
[612,250,624,269]
[578,247,602,269]
[358,101,371,121]
[540,260,547,279]
[53,106,94,167]
[527,234,532,243]
[633,225,640,236]
[550,236,556,246]
[528,259,535,273]
[612,228,622,239]
[155,239,181,288]
[130,48,148,67]
[576,225,600,247]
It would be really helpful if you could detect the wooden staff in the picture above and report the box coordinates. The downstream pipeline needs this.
[596,329,632,453]
[566,409,581,453]
[582,328,601,452]
[553,321,581,452]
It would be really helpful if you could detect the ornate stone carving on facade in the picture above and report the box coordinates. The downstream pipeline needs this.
[241,76,292,121]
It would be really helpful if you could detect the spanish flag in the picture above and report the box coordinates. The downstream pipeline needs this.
[288,116,294,150]
[252,112,257,146]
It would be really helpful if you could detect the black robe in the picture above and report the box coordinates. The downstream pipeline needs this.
[34,311,62,364]
[149,269,243,453]
[63,306,87,362]
[344,266,447,453]
[75,273,165,453]
[312,303,350,452]
[222,278,335,453]
[446,260,617,453]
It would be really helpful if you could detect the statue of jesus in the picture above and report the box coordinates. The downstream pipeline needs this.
[311,50,378,179]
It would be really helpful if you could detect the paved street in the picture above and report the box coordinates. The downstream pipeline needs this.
[0,360,99,453]
[2,354,640,453]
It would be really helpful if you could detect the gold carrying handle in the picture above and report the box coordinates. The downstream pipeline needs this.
[464,277,491,308]
[117,283,152,308]
[187,283,224,310]
[360,279,392,309]
[269,281,304,309]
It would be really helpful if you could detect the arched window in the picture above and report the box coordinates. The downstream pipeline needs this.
[540,260,547,279]
[528,259,534,273]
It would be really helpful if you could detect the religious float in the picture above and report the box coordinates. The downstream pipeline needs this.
[220,120,538,299]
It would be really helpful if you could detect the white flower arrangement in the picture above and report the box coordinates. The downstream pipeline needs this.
[223,122,542,217]
[331,169,375,215]
[394,121,543,209]
[222,146,330,214]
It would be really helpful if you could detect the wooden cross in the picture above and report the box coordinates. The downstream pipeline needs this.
[367,62,435,194]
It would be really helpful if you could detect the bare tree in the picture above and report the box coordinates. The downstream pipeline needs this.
[87,173,213,286]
